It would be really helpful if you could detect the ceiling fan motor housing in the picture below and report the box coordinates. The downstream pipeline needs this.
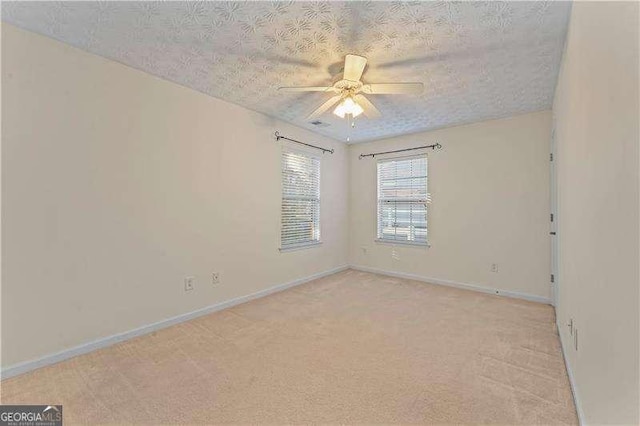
[334,79,363,94]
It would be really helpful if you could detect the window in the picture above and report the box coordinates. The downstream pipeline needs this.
[377,155,428,245]
[281,150,321,250]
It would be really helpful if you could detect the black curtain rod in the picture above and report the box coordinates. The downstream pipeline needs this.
[359,143,442,159]
[275,131,334,154]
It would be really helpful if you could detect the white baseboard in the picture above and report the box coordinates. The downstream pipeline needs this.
[1,264,549,379]
[1,265,349,380]
[557,320,585,425]
[350,265,551,304]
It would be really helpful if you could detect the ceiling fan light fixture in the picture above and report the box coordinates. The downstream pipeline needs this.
[333,96,364,118]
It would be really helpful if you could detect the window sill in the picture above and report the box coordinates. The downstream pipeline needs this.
[375,239,430,248]
[279,241,322,252]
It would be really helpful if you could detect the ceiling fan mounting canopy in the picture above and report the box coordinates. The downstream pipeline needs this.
[278,54,424,121]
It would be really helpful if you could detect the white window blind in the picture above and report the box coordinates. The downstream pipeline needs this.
[377,155,428,245]
[281,150,321,249]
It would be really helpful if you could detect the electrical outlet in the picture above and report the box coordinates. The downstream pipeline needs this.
[212,272,220,285]
[392,248,400,261]
[491,263,499,273]
[184,276,195,292]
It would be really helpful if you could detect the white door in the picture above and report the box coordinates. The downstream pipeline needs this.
[550,126,558,306]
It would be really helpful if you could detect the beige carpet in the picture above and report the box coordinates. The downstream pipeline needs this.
[1,270,577,424]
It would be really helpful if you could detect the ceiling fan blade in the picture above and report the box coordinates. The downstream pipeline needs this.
[343,54,367,82]
[362,83,424,95]
[354,95,381,119]
[278,86,337,92]
[306,95,343,120]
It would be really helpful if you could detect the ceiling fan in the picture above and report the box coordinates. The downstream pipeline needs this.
[278,54,424,121]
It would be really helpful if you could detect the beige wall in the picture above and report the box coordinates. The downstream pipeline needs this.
[349,111,552,300]
[552,2,639,425]
[1,24,349,368]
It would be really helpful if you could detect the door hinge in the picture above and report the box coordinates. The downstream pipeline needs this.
[550,153,554,161]
[551,274,555,283]
[550,213,554,222]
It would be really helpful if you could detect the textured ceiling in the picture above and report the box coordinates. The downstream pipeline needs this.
[2,1,571,143]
